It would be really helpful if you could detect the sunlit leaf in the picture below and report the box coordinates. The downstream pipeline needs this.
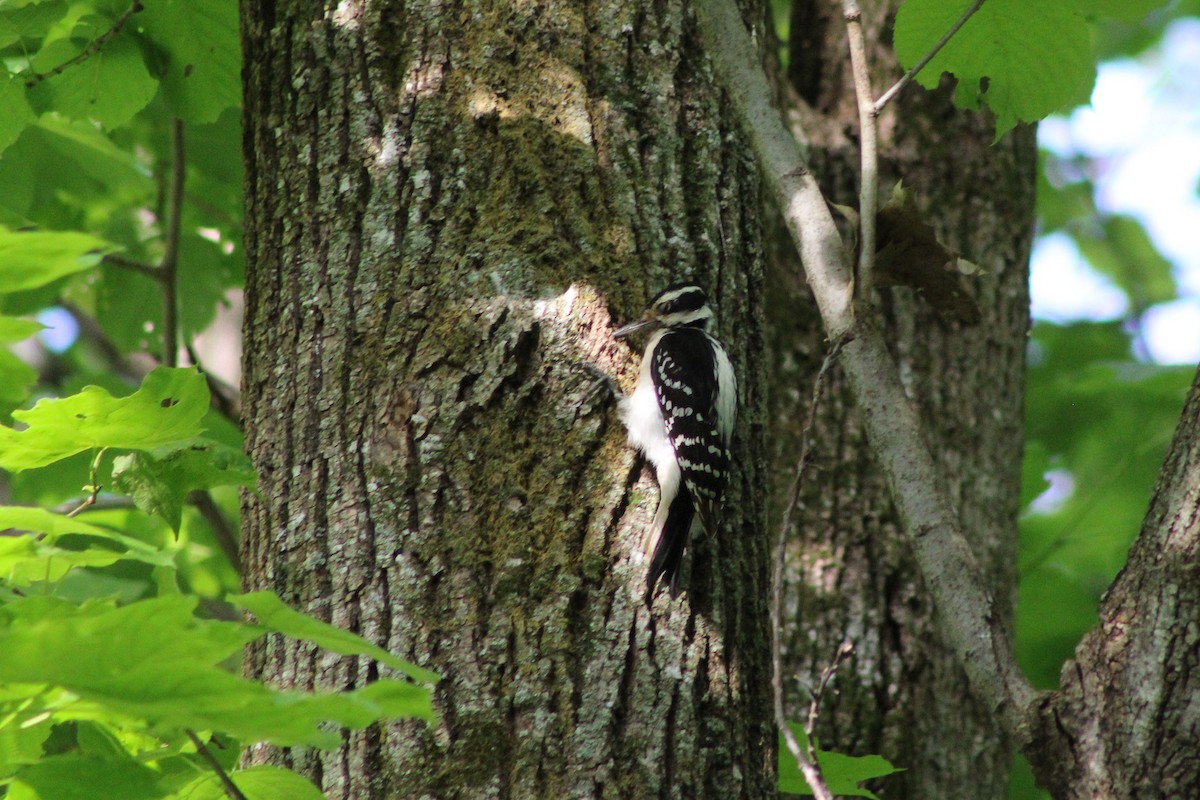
[0,594,436,749]
[895,0,1095,135]
[173,764,327,800]
[0,506,174,565]
[0,227,112,294]
[9,753,161,800]
[0,367,209,471]
[233,591,440,685]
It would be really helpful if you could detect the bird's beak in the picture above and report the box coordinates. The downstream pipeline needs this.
[612,312,658,339]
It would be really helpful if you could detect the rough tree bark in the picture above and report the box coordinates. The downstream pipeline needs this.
[769,2,1035,797]
[239,2,773,799]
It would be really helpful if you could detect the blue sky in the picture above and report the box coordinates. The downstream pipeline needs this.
[1033,17,1200,364]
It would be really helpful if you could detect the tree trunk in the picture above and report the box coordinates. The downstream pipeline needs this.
[1027,364,1200,798]
[238,2,772,798]
[770,2,1036,797]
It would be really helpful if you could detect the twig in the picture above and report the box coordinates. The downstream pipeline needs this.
[64,449,110,517]
[772,338,845,800]
[842,2,878,303]
[695,0,1036,739]
[187,343,243,423]
[874,0,988,113]
[102,253,162,281]
[63,494,97,518]
[161,118,186,368]
[185,729,248,800]
[188,490,241,573]
[805,641,855,754]
[52,495,135,515]
[24,2,144,88]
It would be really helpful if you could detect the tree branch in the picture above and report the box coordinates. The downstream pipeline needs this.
[102,253,161,281]
[695,0,1036,737]
[773,340,844,799]
[874,0,987,113]
[842,2,878,302]
[185,730,248,800]
[24,1,144,88]
[188,489,241,573]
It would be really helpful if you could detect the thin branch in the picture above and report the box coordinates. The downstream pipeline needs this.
[161,118,186,368]
[102,253,162,281]
[185,730,248,800]
[188,490,241,573]
[63,494,97,518]
[806,641,855,747]
[187,343,243,423]
[695,0,1036,739]
[874,0,987,113]
[64,449,110,517]
[24,1,144,88]
[772,340,845,800]
[52,495,136,516]
[843,2,878,303]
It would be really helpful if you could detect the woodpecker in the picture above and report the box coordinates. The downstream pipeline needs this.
[612,283,737,597]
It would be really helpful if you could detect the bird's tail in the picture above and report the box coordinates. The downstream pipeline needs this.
[647,489,695,598]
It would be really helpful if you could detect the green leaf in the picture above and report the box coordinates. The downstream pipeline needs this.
[1019,321,1192,688]
[1070,215,1177,308]
[1084,0,1173,22]
[0,367,209,471]
[1019,440,1052,511]
[27,32,157,129]
[111,438,256,530]
[34,113,153,191]
[778,723,901,797]
[0,714,51,775]
[0,535,131,584]
[176,230,240,338]
[0,226,112,294]
[0,506,175,571]
[894,0,1095,136]
[0,1,68,42]
[0,315,42,340]
[232,591,440,685]
[0,594,435,748]
[0,71,36,155]
[10,753,162,800]
[135,0,240,123]
[173,764,327,800]
[0,315,41,410]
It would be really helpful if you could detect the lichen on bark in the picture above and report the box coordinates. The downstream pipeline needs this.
[240,1,771,798]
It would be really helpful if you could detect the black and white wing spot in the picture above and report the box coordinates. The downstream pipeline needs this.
[651,329,730,530]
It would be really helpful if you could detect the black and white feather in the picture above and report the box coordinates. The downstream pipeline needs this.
[613,283,737,596]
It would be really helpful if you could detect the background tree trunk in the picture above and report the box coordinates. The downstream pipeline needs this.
[239,2,773,798]
[770,2,1036,797]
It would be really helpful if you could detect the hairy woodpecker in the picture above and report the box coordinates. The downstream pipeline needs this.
[612,283,737,597]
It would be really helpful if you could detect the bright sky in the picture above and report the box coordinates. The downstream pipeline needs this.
[1032,18,1200,365]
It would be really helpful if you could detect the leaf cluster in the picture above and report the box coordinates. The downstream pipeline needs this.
[0,3,437,798]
